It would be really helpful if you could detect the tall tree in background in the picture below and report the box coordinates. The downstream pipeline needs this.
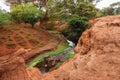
[110,2,120,14]
[100,2,120,16]
[46,0,99,20]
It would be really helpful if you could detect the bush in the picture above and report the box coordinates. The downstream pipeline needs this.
[11,4,44,27]
[0,10,11,28]
[6,41,16,47]
[62,14,89,43]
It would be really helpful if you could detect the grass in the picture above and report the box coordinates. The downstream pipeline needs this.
[6,41,16,47]
[66,51,74,59]
[27,43,70,67]
[54,51,74,69]
[55,62,63,68]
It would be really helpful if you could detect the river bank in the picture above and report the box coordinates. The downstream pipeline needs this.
[27,31,75,73]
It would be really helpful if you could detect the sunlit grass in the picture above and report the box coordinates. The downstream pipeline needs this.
[66,51,74,59]
[27,43,70,67]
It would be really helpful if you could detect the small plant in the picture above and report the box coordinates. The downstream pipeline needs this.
[6,41,16,47]
[66,51,74,59]
[55,62,62,68]
[14,35,23,41]
[26,33,31,37]
[1,35,6,40]
[29,38,39,44]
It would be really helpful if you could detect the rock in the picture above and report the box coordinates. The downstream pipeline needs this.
[0,48,42,80]
[40,15,120,80]
[27,67,42,80]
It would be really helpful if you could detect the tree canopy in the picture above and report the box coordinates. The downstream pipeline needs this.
[100,1,120,16]
[11,4,43,27]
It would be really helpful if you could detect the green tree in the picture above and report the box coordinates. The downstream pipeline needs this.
[11,4,43,27]
[110,2,120,14]
[100,7,115,16]
[62,14,89,43]
[100,2,120,16]
[46,0,99,21]
[0,10,11,28]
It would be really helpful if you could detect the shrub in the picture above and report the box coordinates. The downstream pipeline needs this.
[62,14,89,43]
[11,4,44,27]
[0,10,11,28]
[6,41,16,47]
[66,51,74,59]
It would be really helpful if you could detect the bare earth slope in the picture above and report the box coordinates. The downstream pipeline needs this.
[0,48,42,80]
[41,15,120,80]
[0,23,60,60]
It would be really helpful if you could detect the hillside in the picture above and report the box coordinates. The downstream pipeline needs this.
[0,23,61,57]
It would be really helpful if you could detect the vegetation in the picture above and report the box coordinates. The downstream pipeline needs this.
[62,14,89,43]
[6,41,16,47]
[54,51,74,69]
[3,0,120,72]
[11,4,43,27]
[100,2,120,16]
[0,10,11,28]
[66,51,74,59]
[27,43,70,67]
[5,0,100,43]
[46,1,99,21]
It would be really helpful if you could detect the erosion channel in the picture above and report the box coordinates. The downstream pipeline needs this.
[27,33,75,74]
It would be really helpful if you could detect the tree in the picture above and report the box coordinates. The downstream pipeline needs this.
[11,4,43,27]
[6,0,48,8]
[0,10,11,28]
[100,7,115,16]
[46,0,99,21]
[100,2,120,16]
[110,2,120,14]
[62,14,89,43]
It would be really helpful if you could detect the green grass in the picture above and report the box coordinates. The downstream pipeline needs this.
[66,51,74,59]
[54,51,74,69]
[27,43,70,67]
[55,62,63,68]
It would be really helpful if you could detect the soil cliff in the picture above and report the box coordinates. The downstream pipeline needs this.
[41,15,120,80]
[0,48,42,80]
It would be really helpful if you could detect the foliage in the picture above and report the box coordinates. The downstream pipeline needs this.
[11,4,43,27]
[62,14,89,43]
[74,2,99,19]
[100,2,120,16]
[46,0,99,21]
[66,51,74,59]
[110,2,120,15]
[6,41,16,47]
[100,7,115,16]
[27,43,69,67]
[0,10,11,28]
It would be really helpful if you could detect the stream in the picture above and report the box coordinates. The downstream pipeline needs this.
[35,40,75,73]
